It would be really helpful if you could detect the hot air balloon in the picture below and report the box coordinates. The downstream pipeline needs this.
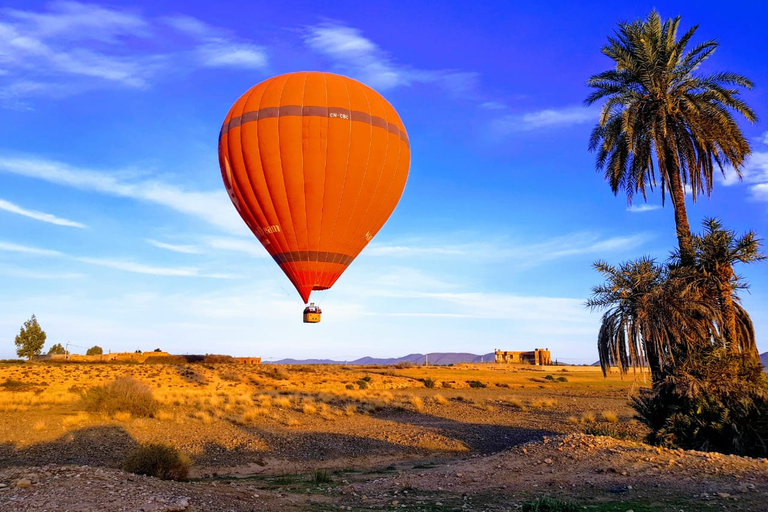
[218,72,410,322]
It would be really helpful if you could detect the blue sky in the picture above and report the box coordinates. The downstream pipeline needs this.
[1,1,766,363]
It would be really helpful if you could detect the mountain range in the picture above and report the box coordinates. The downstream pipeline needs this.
[273,352,768,370]
[273,352,496,366]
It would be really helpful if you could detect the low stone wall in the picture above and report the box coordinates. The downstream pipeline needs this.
[48,352,171,363]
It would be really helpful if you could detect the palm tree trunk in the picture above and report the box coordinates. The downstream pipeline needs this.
[664,159,695,267]
[716,267,741,355]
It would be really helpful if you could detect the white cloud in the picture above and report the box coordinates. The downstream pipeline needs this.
[0,240,64,257]
[626,204,662,213]
[367,232,650,265]
[0,266,83,279]
[0,239,235,278]
[721,151,768,203]
[304,23,477,93]
[491,105,597,135]
[0,198,86,227]
[0,3,267,105]
[146,239,201,254]
[206,237,268,257]
[0,155,248,235]
[197,43,266,69]
[163,15,267,69]
[75,256,235,278]
[366,244,467,257]
[479,101,506,110]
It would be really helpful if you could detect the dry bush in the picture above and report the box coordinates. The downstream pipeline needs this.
[286,418,300,427]
[122,443,191,481]
[581,411,596,423]
[62,412,89,427]
[302,403,317,415]
[82,377,159,418]
[114,411,132,422]
[33,420,46,432]
[433,394,449,406]
[192,411,213,423]
[344,404,356,416]
[530,399,557,409]
[567,416,580,425]
[155,410,175,421]
[601,410,619,423]
[410,396,424,412]
[273,397,292,409]
[502,397,526,410]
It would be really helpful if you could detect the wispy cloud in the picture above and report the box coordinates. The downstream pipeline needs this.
[720,150,768,203]
[0,155,248,235]
[0,239,234,278]
[0,266,83,279]
[0,240,64,257]
[0,198,86,227]
[76,256,234,278]
[491,105,598,136]
[147,239,201,254]
[162,15,267,69]
[627,204,661,213]
[367,232,651,266]
[0,3,267,105]
[206,237,268,257]
[304,23,477,93]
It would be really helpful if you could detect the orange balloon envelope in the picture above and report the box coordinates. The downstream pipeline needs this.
[218,72,410,303]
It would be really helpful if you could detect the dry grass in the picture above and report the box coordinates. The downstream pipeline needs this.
[530,398,557,409]
[581,412,597,423]
[114,411,132,422]
[433,394,449,406]
[601,410,619,423]
[62,411,89,427]
[410,396,424,412]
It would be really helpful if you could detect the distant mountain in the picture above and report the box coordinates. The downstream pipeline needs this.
[761,352,768,372]
[272,352,496,365]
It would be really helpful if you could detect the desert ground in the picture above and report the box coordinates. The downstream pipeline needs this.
[1,361,766,511]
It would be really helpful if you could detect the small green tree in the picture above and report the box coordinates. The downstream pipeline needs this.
[48,343,66,355]
[14,315,46,361]
[86,345,104,356]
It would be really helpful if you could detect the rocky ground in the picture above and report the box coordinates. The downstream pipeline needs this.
[2,434,768,511]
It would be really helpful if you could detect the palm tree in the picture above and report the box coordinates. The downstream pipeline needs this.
[586,11,757,266]
[586,257,719,379]
[689,218,764,356]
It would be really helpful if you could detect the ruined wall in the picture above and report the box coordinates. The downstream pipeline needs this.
[233,357,261,365]
[48,351,171,363]
[494,349,551,365]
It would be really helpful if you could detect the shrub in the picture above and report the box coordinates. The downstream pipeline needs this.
[86,345,103,356]
[395,361,415,369]
[122,443,191,480]
[356,379,368,389]
[522,497,579,512]
[82,377,159,417]
[632,349,768,457]
[466,380,486,388]
[1,379,35,392]
[312,470,332,484]
[421,377,437,388]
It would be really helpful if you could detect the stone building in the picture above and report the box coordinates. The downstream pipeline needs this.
[494,348,551,366]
